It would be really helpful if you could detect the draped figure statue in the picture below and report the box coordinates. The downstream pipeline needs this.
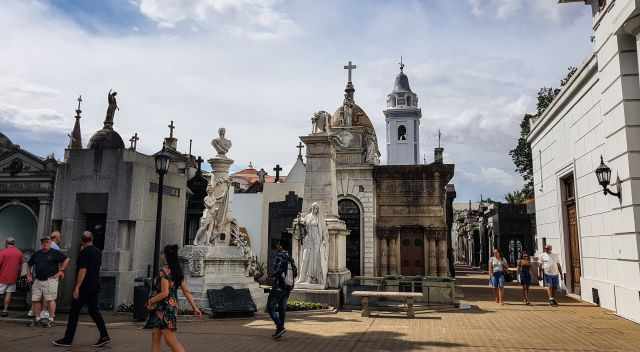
[295,202,329,288]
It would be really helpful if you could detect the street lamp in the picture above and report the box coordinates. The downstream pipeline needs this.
[595,155,621,201]
[153,146,171,277]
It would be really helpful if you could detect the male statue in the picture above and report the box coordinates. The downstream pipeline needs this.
[212,128,232,157]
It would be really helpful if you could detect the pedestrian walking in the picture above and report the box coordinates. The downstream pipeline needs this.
[489,248,508,305]
[267,240,297,339]
[144,244,201,352]
[540,244,563,306]
[52,231,110,348]
[517,251,532,305]
[27,236,69,327]
[50,231,62,251]
[0,237,23,317]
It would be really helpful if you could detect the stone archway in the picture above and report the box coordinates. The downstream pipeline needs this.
[338,198,361,276]
[0,202,37,250]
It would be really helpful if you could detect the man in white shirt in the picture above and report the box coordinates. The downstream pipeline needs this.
[50,232,62,251]
[539,244,563,306]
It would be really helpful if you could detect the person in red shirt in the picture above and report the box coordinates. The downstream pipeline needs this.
[0,237,24,317]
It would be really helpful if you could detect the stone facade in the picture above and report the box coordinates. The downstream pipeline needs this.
[0,133,57,251]
[528,0,640,323]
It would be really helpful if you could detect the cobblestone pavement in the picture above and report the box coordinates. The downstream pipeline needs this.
[2,265,640,351]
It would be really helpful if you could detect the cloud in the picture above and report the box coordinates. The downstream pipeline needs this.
[134,0,300,39]
[468,0,585,22]
[0,0,593,202]
[460,167,521,190]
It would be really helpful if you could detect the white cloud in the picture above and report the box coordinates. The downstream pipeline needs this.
[0,0,593,201]
[468,0,584,22]
[135,0,300,39]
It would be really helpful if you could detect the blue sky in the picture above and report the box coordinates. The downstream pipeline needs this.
[0,0,593,202]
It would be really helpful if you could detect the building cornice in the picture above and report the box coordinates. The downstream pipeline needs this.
[527,53,598,144]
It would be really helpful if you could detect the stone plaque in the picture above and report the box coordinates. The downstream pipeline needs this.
[206,286,256,316]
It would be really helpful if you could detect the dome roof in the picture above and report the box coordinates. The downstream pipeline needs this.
[331,103,374,129]
[88,128,125,150]
[393,71,412,93]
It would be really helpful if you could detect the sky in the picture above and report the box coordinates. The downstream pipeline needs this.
[0,0,594,202]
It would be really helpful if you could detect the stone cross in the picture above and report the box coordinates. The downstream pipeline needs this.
[196,156,204,172]
[129,133,139,150]
[168,120,175,139]
[273,164,283,183]
[344,61,357,82]
[297,142,304,159]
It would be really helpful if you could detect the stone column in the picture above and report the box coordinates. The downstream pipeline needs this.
[379,237,388,276]
[36,198,52,238]
[208,156,234,246]
[437,232,449,276]
[300,133,350,288]
[428,238,437,276]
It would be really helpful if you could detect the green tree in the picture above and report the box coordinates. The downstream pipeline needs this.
[509,66,577,198]
[505,190,526,205]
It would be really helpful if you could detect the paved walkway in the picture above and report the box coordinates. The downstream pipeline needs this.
[2,266,640,351]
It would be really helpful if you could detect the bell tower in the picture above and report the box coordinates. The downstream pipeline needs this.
[384,58,421,165]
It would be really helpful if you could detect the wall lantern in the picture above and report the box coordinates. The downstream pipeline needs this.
[595,155,621,201]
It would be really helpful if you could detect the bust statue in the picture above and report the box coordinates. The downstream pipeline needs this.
[212,128,232,157]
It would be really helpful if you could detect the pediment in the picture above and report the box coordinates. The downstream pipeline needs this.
[0,150,46,174]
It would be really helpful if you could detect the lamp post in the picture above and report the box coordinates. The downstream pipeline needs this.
[153,146,171,277]
[595,155,621,201]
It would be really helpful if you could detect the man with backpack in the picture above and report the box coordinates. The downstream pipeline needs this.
[267,240,297,339]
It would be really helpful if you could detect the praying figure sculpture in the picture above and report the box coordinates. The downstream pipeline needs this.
[294,202,329,287]
[104,89,118,129]
[311,111,330,134]
[212,128,232,157]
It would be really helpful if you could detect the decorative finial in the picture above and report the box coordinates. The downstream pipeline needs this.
[248,161,254,169]
[343,60,357,82]
[438,129,441,148]
[76,95,83,114]
[129,132,139,151]
[69,95,83,149]
[296,141,304,160]
[168,120,175,139]
[399,56,404,72]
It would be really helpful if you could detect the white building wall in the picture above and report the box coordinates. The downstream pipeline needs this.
[529,0,640,323]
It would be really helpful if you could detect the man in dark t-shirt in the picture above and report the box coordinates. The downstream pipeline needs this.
[52,232,110,348]
[28,236,69,327]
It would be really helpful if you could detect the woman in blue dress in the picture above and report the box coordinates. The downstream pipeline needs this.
[518,251,532,305]
[489,249,508,305]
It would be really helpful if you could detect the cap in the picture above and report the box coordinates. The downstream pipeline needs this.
[40,236,51,242]
[6,237,16,244]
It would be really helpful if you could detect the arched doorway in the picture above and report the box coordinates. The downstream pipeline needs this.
[0,203,37,250]
[338,199,361,276]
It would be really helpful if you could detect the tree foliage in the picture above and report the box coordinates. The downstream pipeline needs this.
[509,66,577,198]
[504,190,526,205]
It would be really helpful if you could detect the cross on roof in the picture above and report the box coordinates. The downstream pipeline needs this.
[168,120,175,138]
[399,56,404,72]
[76,95,83,113]
[438,129,441,148]
[344,60,357,82]
[196,156,204,172]
[273,164,283,183]
[129,132,139,150]
[296,142,304,159]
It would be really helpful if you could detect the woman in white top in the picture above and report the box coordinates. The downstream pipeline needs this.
[488,248,508,305]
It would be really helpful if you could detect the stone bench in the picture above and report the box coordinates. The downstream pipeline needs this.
[352,291,423,318]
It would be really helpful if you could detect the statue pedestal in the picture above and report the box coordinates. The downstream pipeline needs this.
[208,157,234,178]
[326,216,351,288]
[179,245,266,313]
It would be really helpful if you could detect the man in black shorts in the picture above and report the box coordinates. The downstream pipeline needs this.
[52,231,110,348]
